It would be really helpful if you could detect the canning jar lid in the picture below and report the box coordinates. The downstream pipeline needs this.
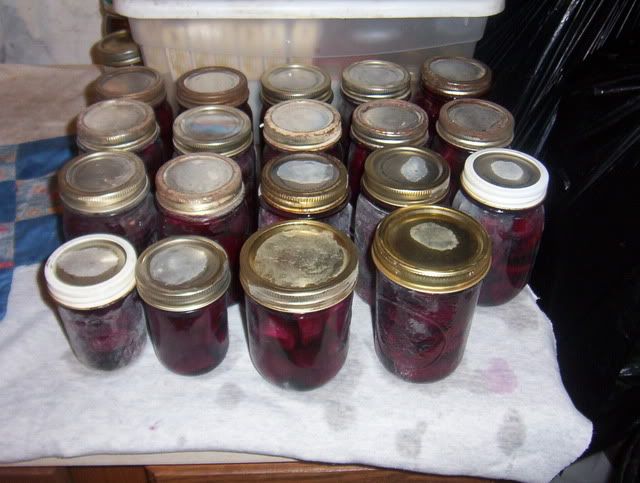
[263,99,342,152]
[261,153,348,215]
[156,153,245,217]
[461,148,549,210]
[94,30,141,67]
[136,236,231,312]
[350,99,429,150]
[173,105,253,157]
[77,99,160,152]
[240,220,358,313]
[421,56,492,98]
[260,64,333,106]
[45,234,137,310]
[436,99,514,151]
[176,66,250,109]
[94,66,167,107]
[372,205,491,294]
[58,151,149,215]
[362,147,450,208]
[341,60,411,105]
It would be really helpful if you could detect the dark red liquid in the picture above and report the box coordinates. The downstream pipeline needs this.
[346,140,372,203]
[178,101,253,122]
[431,135,472,197]
[231,145,258,228]
[153,99,175,162]
[136,137,167,190]
[414,87,450,142]
[262,142,345,167]
[338,99,357,153]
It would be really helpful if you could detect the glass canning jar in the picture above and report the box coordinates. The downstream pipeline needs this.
[76,99,166,188]
[348,99,429,202]
[452,148,549,306]
[59,151,157,253]
[44,234,147,370]
[155,153,250,305]
[354,147,450,304]
[258,152,351,235]
[240,220,358,390]
[93,29,142,68]
[372,206,491,382]
[136,236,231,375]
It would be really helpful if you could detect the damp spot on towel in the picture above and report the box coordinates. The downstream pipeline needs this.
[177,436,187,447]
[497,409,526,455]
[216,382,245,408]
[396,421,427,458]
[149,420,161,431]
[482,358,518,394]
[324,401,356,431]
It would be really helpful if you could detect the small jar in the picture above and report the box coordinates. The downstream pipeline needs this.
[240,220,358,390]
[348,99,429,202]
[176,66,253,121]
[93,30,142,68]
[259,153,351,235]
[155,153,251,305]
[262,99,343,165]
[433,99,514,194]
[101,0,129,34]
[44,234,147,370]
[59,151,157,253]
[452,148,549,306]
[76,99,166,187]
[372,206,491,382]
[94,66,175,161]
[354,147,450,304]
[136,236,231,375]
[416,56,492,138]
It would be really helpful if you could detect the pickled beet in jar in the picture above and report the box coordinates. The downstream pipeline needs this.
[453,148,549,306]
[354,147,450,304]
[59,151,157,252]
[372,206,491,382]
[136,236,231,375]
[258,152,351,235]
[240,220,358,390]
[93,29,142,68]
[44,234,147,370]
[155,153,250,305]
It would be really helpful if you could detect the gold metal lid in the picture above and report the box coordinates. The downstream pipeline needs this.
[362,147,450,208]
[341,60,411,105]
[94,66,167,107]
[350,99,429,150]
[436,99,515,152]
[156,153,245,217]
[263,99,342,152]
[240,220,358,313]
[173,105,253,157]
[176,66,250,109]
[261,153,348,215]
[372,205,491,294]
[421,56,492,98]
[77,99,160,152]
[136,236,231,312]
[94,30,142,67]
[59,151,149,215]
[260,64,333,106]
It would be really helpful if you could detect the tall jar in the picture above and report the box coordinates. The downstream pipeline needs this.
[136,236,231,376]
[240,220,358,390]
[259,153,351,236]
[76,99,166,187]
[262,99,343,165]
[452,148,549,306]
[44,234,147,370]
[59,151,157,253]
[354,147,450,304]
[348,99,429,202]
[372,206,491,382]
[155,153,251,305]
[93,30,142,68]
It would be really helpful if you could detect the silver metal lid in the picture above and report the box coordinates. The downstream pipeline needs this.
[94,30,141,67]
[421,56,492,98]
[94,66,167,107]
[176,66,250,109]
[260,64,333,106]
[341,60,411,105]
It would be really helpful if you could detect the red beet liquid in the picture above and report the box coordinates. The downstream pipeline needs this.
[257,198,352,236]
[262,142,345,167]
[414,88,450,142]
[346,141,372,204]
[231,145,258,228]
[153,100,175,162]
[178,102,253,122]
[431,135,472,198]
[136,137,167,190]
[338,99,357,154]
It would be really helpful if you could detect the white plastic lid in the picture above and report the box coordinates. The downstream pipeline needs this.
[461,148,549,210]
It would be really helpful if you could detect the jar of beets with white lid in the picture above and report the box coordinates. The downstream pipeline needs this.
[59,151,157,253]
[136,236,231,376]
[240,220,358,390]
[44,234,147,371]
[452,148,549,306]
[371,205,491,382]
[354,146,450,304]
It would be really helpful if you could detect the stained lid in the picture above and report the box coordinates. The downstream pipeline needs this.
[240,220,358,313]
[136,236,231,311]
[94,30,141,67]
[341,60,411,105]
[45,234,137,309]
[176,66,250,109]
[362,147,450,207]
[173,105,253,157]
[260,64,333,106]
[421,56,492,98]
[436,98,514,151]
[94,66,167,107]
